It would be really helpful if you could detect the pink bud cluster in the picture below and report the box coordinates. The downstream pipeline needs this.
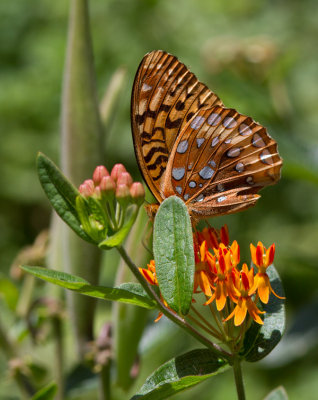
[79,164,145,204]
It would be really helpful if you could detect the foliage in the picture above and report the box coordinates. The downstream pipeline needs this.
[1,0,318,399]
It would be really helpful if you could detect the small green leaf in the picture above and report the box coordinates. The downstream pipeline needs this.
[131,349,228,400]
[99,208,138,249]
[21,266,156,309]
[36,152,93,243]
[264,386,289,400]
[153,196,194,316]
[241,264,285,362]
[31,382,57,400]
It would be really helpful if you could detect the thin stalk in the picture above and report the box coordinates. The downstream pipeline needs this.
[99,361,111,400]
[207,301,227,341]
[16,274,35,317]
[116,246,232,361]
[187,314,221,339]
[190,305,222,339]
[233,357,246,400]
[52,316,64,400]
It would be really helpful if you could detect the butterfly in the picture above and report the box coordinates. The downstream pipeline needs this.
[131,50,282,221]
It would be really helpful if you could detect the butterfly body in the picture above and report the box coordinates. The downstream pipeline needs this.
[131,51,282,221]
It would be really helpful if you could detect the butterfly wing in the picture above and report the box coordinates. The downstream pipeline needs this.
[161,106,282,218]
[131,50,223,202]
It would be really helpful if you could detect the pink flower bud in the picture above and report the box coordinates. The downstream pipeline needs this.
[130,182,145,204]
[117,172,133,188]
[116,183,130,199]
[100,176,116,193]
[111,164,127,182]
[93,166,109,185]
[79,179,94,197]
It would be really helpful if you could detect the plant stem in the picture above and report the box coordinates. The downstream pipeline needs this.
[233,357,246,400]
[99,362,111,400]
[190,305,222,339]
[116,245,232,361]
[52,316,64,400]
[16,274,35,317]
[187,314,220,338]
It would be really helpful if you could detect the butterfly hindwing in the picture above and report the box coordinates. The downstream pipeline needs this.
[161,106,282,218]
[131,50,223,202]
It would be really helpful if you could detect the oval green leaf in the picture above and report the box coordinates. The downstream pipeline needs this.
[131,349,228,400]
[21,266,156,309]
[36,152,93,243]
[153,196,194,316]
[241,264,286,362]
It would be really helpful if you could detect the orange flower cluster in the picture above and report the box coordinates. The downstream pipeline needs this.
[140,225,283,327]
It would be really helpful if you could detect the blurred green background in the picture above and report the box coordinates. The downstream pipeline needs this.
[1,0,318,399]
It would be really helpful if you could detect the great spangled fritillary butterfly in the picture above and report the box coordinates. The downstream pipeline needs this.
[131,50,282,221]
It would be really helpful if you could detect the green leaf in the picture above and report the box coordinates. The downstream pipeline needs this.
[36,152,93,243]
[21,266,156,309]
[99,207,138,249]
[31,382,57,400]
[241,264,285,362]
[153,196,194,316]
[131,349,228,400]
[264,386,289,400]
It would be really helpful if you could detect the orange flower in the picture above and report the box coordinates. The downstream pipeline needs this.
[193,241,215,297]
[250,242,284,304]
[139,260,175,323]
[139,260,157,286]
[205,244,235,310]
[224,264,265,326]
[194,224,229,251]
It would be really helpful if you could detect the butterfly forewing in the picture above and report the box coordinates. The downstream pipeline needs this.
[161,106,282,218]
[131,50,282,220]
[131,50,223,202]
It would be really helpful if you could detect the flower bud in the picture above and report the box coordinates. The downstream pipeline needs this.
[116,183,131,200]
[111,164,127,182]
[117,172,133,187]
[79,179,95,197]
[93,166,109,185]
[100,176,116,193]
[130,182,145,206]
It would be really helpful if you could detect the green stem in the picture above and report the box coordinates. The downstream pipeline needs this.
[233,357,246,400]
[99,362,111,400]
[190,305,222,339]
[16,274,35,317]
[207,300,227,341]
[52,316,64,400]
[116,246,232,361]
[187,314,220,339]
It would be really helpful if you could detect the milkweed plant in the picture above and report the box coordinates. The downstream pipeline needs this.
[19,1,286,399]
[23,154,286,400]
